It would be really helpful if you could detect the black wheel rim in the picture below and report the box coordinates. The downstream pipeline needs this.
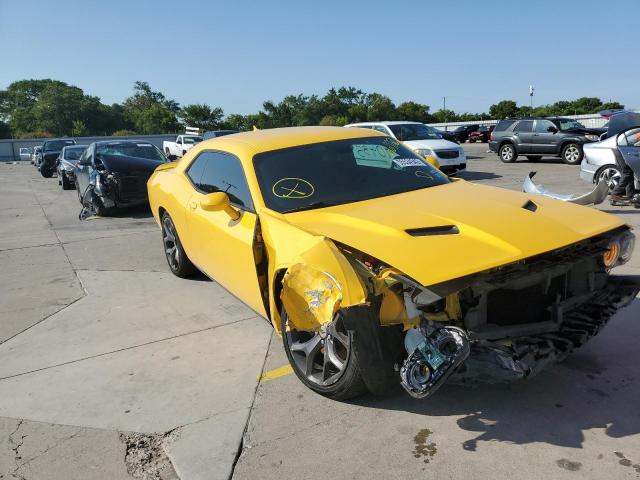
[285,312,350,387]
[162,216,180,271]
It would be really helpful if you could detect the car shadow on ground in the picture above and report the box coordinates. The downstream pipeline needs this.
[352,300,640,451]
[457,171,502,181]
[103,205,154,219]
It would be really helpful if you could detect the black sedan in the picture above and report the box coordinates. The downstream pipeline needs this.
[74,140,169,216]
[40,139,77,177]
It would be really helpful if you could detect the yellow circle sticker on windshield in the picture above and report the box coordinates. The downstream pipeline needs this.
[272,178,315,199]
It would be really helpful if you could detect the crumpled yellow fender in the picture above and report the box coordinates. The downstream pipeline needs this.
[259,210,367,334]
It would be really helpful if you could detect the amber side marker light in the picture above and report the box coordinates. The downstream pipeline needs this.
[603,240,621,268]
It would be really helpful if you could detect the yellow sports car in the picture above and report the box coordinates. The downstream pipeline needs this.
[148,127,639,400]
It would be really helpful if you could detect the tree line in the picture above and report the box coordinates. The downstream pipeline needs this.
[0,79,625,139]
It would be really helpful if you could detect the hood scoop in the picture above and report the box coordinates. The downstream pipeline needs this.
[406,225,460,237]
[522,200,538,212]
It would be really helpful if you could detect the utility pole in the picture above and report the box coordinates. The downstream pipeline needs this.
[443,96,447,125]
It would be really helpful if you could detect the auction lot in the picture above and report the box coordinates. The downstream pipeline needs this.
[1,142,639,480]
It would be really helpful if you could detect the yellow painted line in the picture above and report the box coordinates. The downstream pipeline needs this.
[259,364,294,382]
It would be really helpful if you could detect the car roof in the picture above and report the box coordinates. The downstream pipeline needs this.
[94,139,155,146]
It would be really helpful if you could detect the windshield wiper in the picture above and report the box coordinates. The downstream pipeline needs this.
[281,201,342,214]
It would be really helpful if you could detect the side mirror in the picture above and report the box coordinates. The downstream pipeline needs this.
[200,192,240,220]
[547,126,558,133]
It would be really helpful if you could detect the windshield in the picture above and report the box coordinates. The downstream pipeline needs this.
[253,136,449,213]
[557,119,586,131]
[182,136,203,144]
[388,124,441,141]
[96,142,167,162]
[43,140,76,151]
[63,146,86,161]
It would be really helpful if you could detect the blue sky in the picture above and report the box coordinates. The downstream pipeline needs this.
[0,0,636,115]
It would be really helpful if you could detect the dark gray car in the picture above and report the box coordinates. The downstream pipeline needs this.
[489,117,601,165]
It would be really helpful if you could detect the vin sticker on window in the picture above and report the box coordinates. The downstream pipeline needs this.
[392,158,426,168]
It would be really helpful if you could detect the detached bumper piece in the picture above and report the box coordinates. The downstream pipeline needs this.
[523,171,608,205]
[451,275,640,384]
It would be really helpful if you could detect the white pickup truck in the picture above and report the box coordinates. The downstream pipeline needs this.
[163,134,203,158]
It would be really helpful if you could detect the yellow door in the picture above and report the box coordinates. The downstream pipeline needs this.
[183,151,267,317]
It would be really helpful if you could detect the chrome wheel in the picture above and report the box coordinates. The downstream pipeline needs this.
[162,216,180,271]
[285,315,350,387]
[564,145,580,163]
[500,145,514,162]
[597,166,621,191]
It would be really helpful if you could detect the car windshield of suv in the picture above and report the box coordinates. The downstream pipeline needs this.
[388,124,441,141]
[63,146,86,161]
[43,140,76,151]
[557,119,586,131]
[253,136,449,213]
[97,143,167,162]
[183,136,203,144]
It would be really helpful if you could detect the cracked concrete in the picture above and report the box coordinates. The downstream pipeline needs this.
[0,163,271,479]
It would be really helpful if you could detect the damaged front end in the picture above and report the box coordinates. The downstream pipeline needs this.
[280,228,639,400]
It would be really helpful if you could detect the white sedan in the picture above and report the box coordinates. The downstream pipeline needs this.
[344,121,466,174]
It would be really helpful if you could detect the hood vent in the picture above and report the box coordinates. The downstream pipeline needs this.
[522,200,538,212]
[406,225,460,237]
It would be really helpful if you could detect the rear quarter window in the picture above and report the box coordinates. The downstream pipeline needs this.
[494,120,515,132]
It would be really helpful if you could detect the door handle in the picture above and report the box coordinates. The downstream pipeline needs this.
[189,201,198,210]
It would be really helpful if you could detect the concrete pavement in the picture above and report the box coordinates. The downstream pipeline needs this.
[1,144,639,479]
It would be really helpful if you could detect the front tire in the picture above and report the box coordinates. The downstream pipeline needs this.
[161,212,196,278]
[499,143,517,163]
[40,166,53,178]
[562,143,583,165]
[281,308,367,400]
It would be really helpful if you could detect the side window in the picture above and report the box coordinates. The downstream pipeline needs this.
[186,155,208,187]
[621,128,640,147]
[192,151,254,210]
[514,120,533,132]
[373,126,389,135]
[535,120,555,133]
[85,147,94,166]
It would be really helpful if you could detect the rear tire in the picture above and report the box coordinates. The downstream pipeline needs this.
[161,212,196,278]
[40,166,53,178]
[562,143,583,165]
[499,143,517,163]
[281,307,368,400]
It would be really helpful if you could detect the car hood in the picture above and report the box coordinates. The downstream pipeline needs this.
[403,139,460,150]
[282,181,624,287]
[101,154,167,174]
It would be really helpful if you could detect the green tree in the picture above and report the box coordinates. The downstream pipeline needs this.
[365,93,396,121]
[122,81,180,134]
[431,109,457,123]
[71,120,89,137]
[489,100,519,119]
[180,104,224,131]
[395,101,431,123]
[0,120,11,139]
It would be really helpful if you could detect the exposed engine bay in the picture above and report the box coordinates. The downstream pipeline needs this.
[280,227,639,399]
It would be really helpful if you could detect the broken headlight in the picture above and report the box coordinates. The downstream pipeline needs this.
[604,230,635,268]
